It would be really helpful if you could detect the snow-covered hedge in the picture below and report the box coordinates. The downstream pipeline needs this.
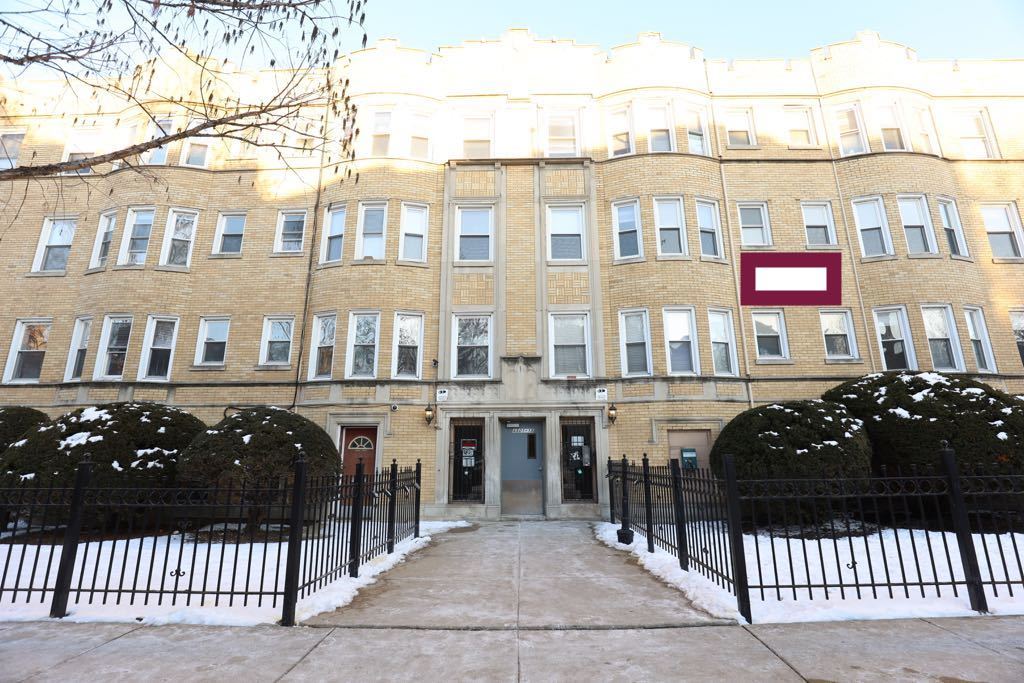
[823,372,1024,471]
[709,400,872,480]
[0,403,206,487]
[177,407,340,486]
[0,406,49,453]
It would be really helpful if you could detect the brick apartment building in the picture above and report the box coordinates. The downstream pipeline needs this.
[1,29,1022,519]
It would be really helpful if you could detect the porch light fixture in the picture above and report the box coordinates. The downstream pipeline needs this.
[607,403,618,424]
[424,403,435,425]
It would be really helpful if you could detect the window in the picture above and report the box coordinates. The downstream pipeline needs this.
[752,311,789,359]
[310,314,336,379]
[321,206,346,263]
[63,128,100,174]
[663,307,698,375]
[399,203,428,262]
[724,109,755,146]
[877,104,907,151]
[612,200,641,259]
[32,218,76,272]
[1012,311,1024,367]
[964,308,995,373]
[911,107,938,155]
[873,307,915,371]
[410,113,431,160]
[143,117,173,165]
[180,121,210,168]
[453,314,491,378]
[647,104,673,152]
[345,312,379,378]
[462,116,492,158]
[457,206,493,261]
[90,211,116,268]
[852,197,893,257]
[195,317,229,366]
[897,196,937,255]
[0,131,25,169]
[654,197,685,256]
[835,105,867,156]
[738,202,771,247]
[94,316,133,380]
[550,313,590,377]
[697,199,722,258]
[785,106,815,146]
[685,108,707,155]
[392,313,423,379]
[547,205,585,261]
[118,208,155,266]
[356,202,387,260]
[65,317,92,381]
[619,310,651,376]
[956,109,995,159]
[371,111,391,156]
[608,107,632,157]
[138,316,178,381]
[981,204,1023,258]
[938,199,968,257]
[802,202,836,246]
[275,211,306,253]
[922,305,963,372]
[547,111,578,157]
[214,213,246,255]
[159,209,199,267]
[4,320,50,383]
[820,310,858,360]
[260,316,294,365]
[708,309,737,376]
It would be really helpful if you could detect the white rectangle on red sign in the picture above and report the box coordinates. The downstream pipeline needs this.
[754,266,829,292]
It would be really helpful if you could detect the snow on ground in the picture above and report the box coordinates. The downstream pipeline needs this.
[595,522,1024,624]
[0,521,467,626]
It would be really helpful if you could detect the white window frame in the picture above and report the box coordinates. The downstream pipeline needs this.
[546,204,586,262]
[319,204,346,264]
[158,208,200,267]
[708,308,739,377]
[451,313,493,380]
[737,202,772,247]
[178,120,210,168]
[851,196,895,258]
[345,311,381,379]
[355,201,388,260]
[398,202,429,263]
[63,316,93,381]
[964,307,996,374]
[685,106,709,155]
[136,315,179,382]
[1010,310,1024,368]
[751,310,790,360]
[462,114,494,159]
[93,315,134,381]
[835,104,868,157]
[646,101,675,153]
[370,110,392,157]
[607,105,634,157]
[274,210,307,254]
[653,196,687,257]
[391,311,424,380]
[548,312,592,379]
[801,201,837,247]
[911,106,940,156]
[618,308,653,378]
[937,198,969,258]
[876,102,910,152]
[212,212,246,256]
[896,194,938,255]
[955,108,998,159]
[116,207,156,266]
[89,210,117,268]
[194,316,230,367]
[259,315,295,366]
[409,111,432,160]
[3,318,52,384]
[872,306,917,371]
[308,313,337,381]
[784,105,817,147]
[724,108,757,147]
[662,306,700,376]
[980,202,1024,259]
[0,128,27,169]
[921,304,965,372]
[696,198,724,258]
[819,309,859,360]
[61,128,101,174]
[544,109,581,158]
[142,116,174,165]
[31,216,77,273]
[612,199,643,260]
[455,205,494,263]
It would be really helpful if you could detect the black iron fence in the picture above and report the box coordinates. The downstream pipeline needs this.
[607,447,1023,623]
[0,456,421,626]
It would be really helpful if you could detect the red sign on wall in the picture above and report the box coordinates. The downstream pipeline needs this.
[740,252,842,306]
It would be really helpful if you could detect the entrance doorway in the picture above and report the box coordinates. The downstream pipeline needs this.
[500,420,544,516]
[341,426,377,477]
[560,418,596,502]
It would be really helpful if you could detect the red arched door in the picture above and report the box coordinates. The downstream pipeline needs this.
[341,427,377,477]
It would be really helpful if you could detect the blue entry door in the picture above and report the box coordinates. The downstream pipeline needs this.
[500,421,544,516]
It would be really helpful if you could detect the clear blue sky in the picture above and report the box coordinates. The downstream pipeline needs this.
[364,0,1024,59]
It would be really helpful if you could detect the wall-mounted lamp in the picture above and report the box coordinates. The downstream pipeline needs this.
[424,403,435,426]
[606,403,618,425]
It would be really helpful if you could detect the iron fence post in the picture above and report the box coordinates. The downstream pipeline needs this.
[347,460,366,578]
[940,444,989,614]
[607,456,616,524]
[616,455,634,545]
[281,455,307,627]
[641,454,655,553]
[723,454,753,624]
[414,459,422,538]
[386,459,399,554]
[49,455,93,619]
[669,458,690,570]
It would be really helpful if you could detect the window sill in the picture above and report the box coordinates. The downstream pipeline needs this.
[805,244,841,251]
[344,375,379,381]
[992,257,1024,264]
[612,256,645,266]
[2,379,40,385]
[254,364,292,371]
[112,264,145,271]
[740,245,775,251]
[861,254,897,263]
[950,254,975,263]
[209,253,243,259]
[550,375,593,381]
[726,145,760,150]
[454,261,494,268]
[825,357,865,365]
[270,252,306,258]
[154,265,190,273]
[26,270,66,277]
[547,259,588,267]
[83,266,106,275]
[390,375,423,381]
[655,254,692,261]
[788,145,824,151]
[351,257,386,266]
[137,378,171,384]
[396,259,429,268]
[699,256,729,265]
[907,253,942,260]
[317,260,344,270]
[755,358,794,365]
[307,376,334,383]
[190,364,226,372]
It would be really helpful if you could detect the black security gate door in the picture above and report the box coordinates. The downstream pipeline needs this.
[451,422,484,502]
[561,419,596,502]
